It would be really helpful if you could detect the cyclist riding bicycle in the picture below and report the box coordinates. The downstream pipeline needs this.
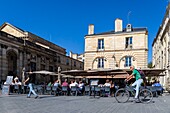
[126,65,143,102]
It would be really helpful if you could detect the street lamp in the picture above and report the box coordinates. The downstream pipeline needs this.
[22,32,28,84]
[58,66,61,84]
[22,67,25,85]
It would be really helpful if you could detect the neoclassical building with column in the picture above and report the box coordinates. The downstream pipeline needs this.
[84,18,148,70]
[152,3,170,87]
[0,22,84,83]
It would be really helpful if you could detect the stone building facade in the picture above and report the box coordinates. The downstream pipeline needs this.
[84,19,148,70]
[152,3,170,87]
[0,23,84,83]
[69,51,84,62]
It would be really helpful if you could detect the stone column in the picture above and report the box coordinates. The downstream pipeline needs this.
[37,55,41,71]
[0,44,2,82]
[17,50,20,78]
[19,50,24,82]
[2,45,8,81]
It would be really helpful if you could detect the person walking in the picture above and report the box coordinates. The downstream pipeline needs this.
[24,70,38,99]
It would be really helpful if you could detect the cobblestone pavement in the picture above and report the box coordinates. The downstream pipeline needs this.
[0,93,170,113]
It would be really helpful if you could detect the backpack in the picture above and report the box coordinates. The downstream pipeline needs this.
[135,69,146,79]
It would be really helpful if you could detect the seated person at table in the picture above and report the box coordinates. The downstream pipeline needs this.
[62,79,69,87]
[53,80,61,92]
[104,79,111,87]
[69,80,78,88]
[69,80,74,88]
[74,80,78,86]
[47,81,52,86]
[53,80,61,87]
[14,76,19,82]
[78,81,84,93]
[14,77,22,93]
[14,78,22,85]
[152,80,161,87]
[152,80,164,95]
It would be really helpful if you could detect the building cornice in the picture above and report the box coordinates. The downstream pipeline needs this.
[85,48,148,53]
[152,3,170,47]
[85,28,148,38]
[0,22,25,35]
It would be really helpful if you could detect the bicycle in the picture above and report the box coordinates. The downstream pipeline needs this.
[115,80,153,104]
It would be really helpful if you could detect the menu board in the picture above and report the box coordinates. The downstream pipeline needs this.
[90,80,99,86]
[2,85,10,95]
[6,76,13,84]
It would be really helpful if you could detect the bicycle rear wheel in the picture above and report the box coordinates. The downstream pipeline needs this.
[115,88,130,103]
[139,88,153,104]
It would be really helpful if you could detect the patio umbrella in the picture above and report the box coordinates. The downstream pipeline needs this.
[31,70,58,75]
[26,70,58,85]
[61,69,129,78]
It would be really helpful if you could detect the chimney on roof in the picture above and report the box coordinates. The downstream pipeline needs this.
[88,24,94,35]
[115,18,123,32]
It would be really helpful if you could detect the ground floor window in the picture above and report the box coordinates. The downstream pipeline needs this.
[125,56,132,67]
[98,58,104,68]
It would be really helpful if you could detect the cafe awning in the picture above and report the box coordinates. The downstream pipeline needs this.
[61,68,166,79]
[123,68,165,77]
[61,69,129,78]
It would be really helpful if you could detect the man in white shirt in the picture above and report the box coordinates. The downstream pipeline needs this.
[14,78,22,94]
[104,79,111,87]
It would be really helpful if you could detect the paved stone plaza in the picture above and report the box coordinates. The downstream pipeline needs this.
[0,93,170,113]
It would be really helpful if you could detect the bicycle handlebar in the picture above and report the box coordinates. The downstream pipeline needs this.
[123,79,129,86]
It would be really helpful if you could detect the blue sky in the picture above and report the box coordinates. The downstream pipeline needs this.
[0,0,168,62]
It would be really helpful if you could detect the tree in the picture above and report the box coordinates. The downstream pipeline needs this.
[147,61,153,82]
[148,62,152,68]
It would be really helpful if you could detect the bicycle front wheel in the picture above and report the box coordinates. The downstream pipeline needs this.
[139,88,153,104]
[115,88,130,103]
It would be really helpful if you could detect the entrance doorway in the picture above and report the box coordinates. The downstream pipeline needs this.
[7,50,17,77]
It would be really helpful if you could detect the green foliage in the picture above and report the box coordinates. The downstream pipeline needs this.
[148,62,152,68]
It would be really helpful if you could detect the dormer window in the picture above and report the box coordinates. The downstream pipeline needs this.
[126,24,132,32]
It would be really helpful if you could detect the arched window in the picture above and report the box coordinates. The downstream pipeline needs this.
[98,58,104,68]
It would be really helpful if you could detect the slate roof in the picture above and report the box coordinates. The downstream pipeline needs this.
[86,28,147,36]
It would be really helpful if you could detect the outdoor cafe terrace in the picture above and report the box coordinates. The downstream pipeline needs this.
[1,68,165,97]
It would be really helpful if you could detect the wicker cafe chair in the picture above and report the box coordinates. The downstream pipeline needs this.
[45,86,52,95]
[62,86,68,96]
[51,86,57,95]
[146,86,158,97]
[91,86,101,96]
[104,86,110,96]
[84,85,90,96]
[34,85,43,95]
[51,86,62,96]
[154,86,163,95]
[14,85,20,94]
[70,86,78,96]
